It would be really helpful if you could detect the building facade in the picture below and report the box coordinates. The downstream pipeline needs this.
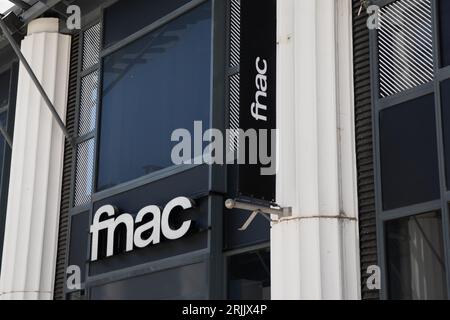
[0,0,447,300]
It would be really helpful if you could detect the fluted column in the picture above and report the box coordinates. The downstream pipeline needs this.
[272,0,361,300]
[0,18,71,300]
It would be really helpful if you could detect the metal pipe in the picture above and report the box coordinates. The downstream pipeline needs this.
[0,125,12,148]
[0,16,75,148]
[20,0,64,25]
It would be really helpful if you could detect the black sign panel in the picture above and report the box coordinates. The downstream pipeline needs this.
[88,165,209,275]
[238,0,277,203]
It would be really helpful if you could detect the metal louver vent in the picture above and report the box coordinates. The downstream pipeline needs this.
[55,32,80,300]
[74,139,95,207]
[377,0,434,98]
[229,73,240,151]
[82,24,101,71]
[78,71,98,136]
[228,0,241,153]
[353,0,379,299]
[74,22,101,207]
[230,0,240,67]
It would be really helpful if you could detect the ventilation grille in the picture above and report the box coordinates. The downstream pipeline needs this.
[353,0,379,300]
[228,0,241,153]
[229,73,240,151]
[74,22,101,207]
[229,0,240,67]
[377,0,434,98]
[82,24,101,71]
[54,32,80,300]
[74,139,95,207]
[78,71,98,136]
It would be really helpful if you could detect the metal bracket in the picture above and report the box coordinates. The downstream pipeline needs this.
[225,199,292,231]
[0,13,75,149]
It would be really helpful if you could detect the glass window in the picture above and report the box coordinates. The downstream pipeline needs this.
[385,212,447,300]
[103,0,192,48]
[224,207,270,250]
[0,66,14,273]
[379,94,440,210]
[69,212,89,281]
[97,2,212,191]
[90,262,207,300]
[228,248,271,300]
[439,0,450,67]
[0,70,10,109]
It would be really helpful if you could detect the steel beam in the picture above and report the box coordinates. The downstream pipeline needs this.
[0,125,12,148]
[0,15,75,148]
[20,0,65,25]
[9,0,32,10]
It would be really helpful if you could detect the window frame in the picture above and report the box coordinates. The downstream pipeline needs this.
[0,59,18,273]
[223,243,271,300]
[384,211,447,299]
[370,0,450,299]
[67,0,225,213]
[70,21,101,210]
[93,0,217,196]
[65,0,228,300]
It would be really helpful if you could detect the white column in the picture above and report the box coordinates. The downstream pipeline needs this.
[0,18,71,300]
[272,0,361,300]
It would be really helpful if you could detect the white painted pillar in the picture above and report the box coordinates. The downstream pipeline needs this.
[0,18,71,300]
[272,0,361,300]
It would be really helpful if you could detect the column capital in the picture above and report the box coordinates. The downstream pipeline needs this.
[27,18,59,36]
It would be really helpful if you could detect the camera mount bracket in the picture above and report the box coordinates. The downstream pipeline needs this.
[225,199,292,231]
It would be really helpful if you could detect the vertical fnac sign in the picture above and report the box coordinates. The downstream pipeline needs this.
[239,0,277,202]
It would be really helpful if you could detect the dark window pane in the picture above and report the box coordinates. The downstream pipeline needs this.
[0,70,10,108]
[90,262,207,300]
[379,94,439,210]
[439,0,450,67]
[0,114,5,271]
[440,79,450,189]
[224,207,270,250]
[69,212,89,281]
[0,66,14,273]
[228,248,271,300]
[104,0,192,48]
[98,2,212,191]
[0,112,7,178]
[386,212,447,300]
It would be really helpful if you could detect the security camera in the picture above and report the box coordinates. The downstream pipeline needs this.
[225,199,292,231]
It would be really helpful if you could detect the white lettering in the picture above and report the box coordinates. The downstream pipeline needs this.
[133,205,161,248]
[90,204,116,262]
[106,213,134,257]
[251,57,269,121]
[161,197,194,240]
[90,197,194,261]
